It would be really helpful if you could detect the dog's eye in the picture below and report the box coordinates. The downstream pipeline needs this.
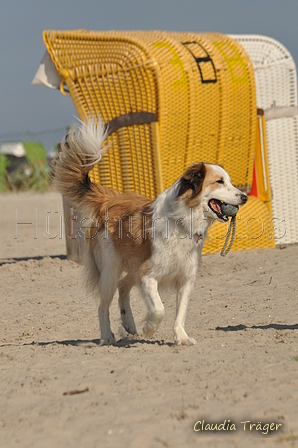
[216,179,224,184]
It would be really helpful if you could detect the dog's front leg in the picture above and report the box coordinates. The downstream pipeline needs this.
[174,281,196,346]
[141,276,165,338]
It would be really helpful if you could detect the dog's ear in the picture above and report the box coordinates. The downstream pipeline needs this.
[177,163,206,198]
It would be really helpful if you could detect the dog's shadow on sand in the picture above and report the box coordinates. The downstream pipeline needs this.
[0,337,174,349]
[0,254,67,266]
[215,323,298,332]
[3,325,298,349]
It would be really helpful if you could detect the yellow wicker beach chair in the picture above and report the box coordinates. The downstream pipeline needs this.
[42,29,275,256]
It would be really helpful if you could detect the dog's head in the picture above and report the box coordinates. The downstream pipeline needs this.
[177,162,248,222]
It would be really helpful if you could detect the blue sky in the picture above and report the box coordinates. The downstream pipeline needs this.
[1,0,297,138]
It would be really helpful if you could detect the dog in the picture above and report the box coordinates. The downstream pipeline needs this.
[53,118,248,345]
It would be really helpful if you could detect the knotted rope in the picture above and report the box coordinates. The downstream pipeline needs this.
[220,215,237,257]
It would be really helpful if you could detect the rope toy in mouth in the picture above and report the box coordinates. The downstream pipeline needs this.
[220,204,239,257]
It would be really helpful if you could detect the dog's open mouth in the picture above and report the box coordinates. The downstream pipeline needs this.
[208,199,229,222]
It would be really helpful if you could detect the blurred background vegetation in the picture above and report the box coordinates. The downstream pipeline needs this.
[0,127,63,193]
[0,141,56,192]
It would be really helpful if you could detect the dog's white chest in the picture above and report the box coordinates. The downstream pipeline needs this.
[151,234,202,285]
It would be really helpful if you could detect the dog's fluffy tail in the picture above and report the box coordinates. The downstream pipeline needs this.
[53,117,113,217]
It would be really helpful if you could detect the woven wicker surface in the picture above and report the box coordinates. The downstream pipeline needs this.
[195,32,256,190]
[43,29,274,252]
[204,113,275,254]
[266,117,298,244]
[231,34,297,108]
[43,30,160,198]
[232,34,298,245]
[135,31,256,190]
[43,30,256,188]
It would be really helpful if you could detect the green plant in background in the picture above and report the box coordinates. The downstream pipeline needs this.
[0,155,10,191]
[6,160,50,192]
[23,141,46,163]
[0,141,52,192]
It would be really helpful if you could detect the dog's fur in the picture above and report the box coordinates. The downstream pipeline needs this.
[53,118,248,345]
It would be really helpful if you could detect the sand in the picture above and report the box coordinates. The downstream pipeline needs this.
[1,191,298,448]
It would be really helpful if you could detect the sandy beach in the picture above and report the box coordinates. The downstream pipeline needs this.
[1,191,298,448]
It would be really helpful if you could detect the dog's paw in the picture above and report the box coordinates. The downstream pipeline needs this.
[142,320,157,338]
[121,314,137,335]
[176,337,197,346]
[99,336,117,346]
[174,325,197,346]
[143,310,164,338]
[122,323,137,335]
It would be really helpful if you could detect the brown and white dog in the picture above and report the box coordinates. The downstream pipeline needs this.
[53,118,247,345]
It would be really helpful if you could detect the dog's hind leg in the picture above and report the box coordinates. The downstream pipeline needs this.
[98,276,118,345]
[118,274,137,335]
[92,240,122,345]
[141,276,165,338]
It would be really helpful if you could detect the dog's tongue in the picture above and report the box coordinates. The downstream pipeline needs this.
[210,199,222,214]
